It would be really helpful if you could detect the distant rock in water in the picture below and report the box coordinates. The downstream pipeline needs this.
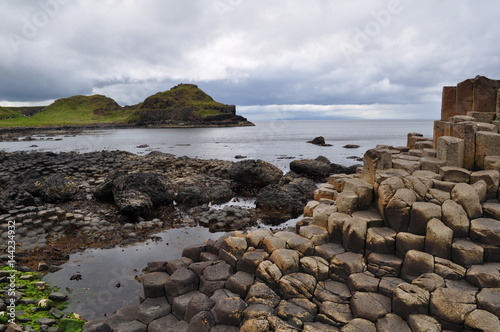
[307,136,332,146]
[235,155,247,159]
[343,144,360,149]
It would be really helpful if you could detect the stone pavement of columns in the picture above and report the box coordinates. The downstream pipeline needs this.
[83,132,500,332]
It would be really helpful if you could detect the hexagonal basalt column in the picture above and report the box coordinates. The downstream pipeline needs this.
[437,136,465,168]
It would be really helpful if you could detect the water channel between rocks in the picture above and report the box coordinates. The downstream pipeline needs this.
[8,120,433,320]
[43,207,300,321]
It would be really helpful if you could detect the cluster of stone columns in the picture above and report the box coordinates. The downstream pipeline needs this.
[433,76,500,171]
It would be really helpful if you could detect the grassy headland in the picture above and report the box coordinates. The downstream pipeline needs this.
[0,84,252,128]
[0,95,133,127]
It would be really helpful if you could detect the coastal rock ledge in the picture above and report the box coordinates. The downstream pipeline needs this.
[80,76,500,331]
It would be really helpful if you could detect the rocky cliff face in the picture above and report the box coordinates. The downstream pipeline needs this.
[133,83,253,127]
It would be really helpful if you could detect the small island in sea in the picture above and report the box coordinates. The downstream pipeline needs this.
[0,83,254,129]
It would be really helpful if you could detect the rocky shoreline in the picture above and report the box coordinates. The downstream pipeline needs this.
[80,139,500,332]
[3,76,500,332]
[77,111,500,331]
[0,149,357,270]
[0,142,497,332]
[0,147,358,331]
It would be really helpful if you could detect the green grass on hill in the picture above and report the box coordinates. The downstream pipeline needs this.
[0,84,237,128]
[0,95,133,127]
[139,83,229,117]
[0,107,24,120]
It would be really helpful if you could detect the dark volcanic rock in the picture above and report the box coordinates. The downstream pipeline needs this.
[176,185,210,207]
[40,174,78,203]
[14,169,44,196]
[307,136,332,146]
[308,136,325,145]
[94,171,125,202]
[330,163,360,175]
[290,159,331,181]
[0,190,36,212]
[113,173,174,206]
[255,172,317,223]
[280,173,317,201]
[206,183,234,204]
[95,172,174,218]
[228,159,282,195]
[255,185,305,219]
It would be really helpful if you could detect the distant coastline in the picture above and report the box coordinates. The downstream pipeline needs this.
[0,84,254,130]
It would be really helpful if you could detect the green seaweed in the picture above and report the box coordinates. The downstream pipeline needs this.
[0,266,84,332]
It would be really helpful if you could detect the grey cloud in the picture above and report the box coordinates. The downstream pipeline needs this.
[0,0,499,120]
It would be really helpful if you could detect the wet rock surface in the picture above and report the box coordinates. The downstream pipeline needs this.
[0,150,325,269]
[84,132,500,331]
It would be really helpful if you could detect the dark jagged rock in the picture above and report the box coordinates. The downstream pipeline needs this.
[176,185,210,207]
[290,159,331,181]
[94,171,125,202]
[315,155,331,165]
[228,159,283,195]
[279,173,318,201]
[307,136,332,146]
[330,162,360,175]
[255,185,305,220]
[40,174,78,203]
[177,181,233,207]
[95,172,174,219]
[113,173,174,207]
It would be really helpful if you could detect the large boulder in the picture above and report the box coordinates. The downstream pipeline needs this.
[176,185,209,207]
[255,185,305,222]
[39,174,78,203]
[176,180,233,207]
[280,172,318,200]
[307,136,331,146]
[290,159,331,181]
[330,163,360,175]
[256,174,316,223]
[228,159,282,195]
[94,171,175,218]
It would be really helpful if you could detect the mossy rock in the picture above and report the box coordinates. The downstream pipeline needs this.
[59,318,85,332]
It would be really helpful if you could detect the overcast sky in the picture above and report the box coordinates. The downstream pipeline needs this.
[1,0,499,120]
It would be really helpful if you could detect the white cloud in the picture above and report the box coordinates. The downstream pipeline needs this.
[238,102,438,121]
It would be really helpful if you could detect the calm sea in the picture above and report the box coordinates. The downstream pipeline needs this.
[0,119,434,170]
[7,119,435,319]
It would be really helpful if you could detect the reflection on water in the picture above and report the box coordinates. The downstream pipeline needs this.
[12,120,435,319]
[43,226,224,320]
[43,218,299,320]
